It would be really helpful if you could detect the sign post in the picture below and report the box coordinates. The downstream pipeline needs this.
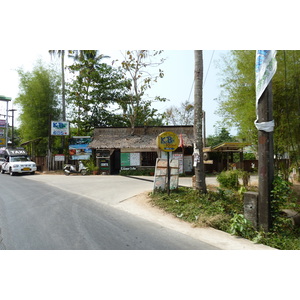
[156,132,179,195]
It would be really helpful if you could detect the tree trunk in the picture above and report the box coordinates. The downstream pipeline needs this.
[194,50,207,193]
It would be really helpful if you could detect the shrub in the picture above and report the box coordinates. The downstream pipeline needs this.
[217,170,239,190]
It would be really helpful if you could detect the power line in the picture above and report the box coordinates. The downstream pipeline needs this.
[187,50,215,102]
[204,50,215,86]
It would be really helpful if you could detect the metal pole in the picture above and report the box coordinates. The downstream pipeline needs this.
[167,151,170,195]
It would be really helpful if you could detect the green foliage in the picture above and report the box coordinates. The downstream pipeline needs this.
[217,50,257,145]
[85,159,99,173]
[151,187,243,231]
[150,179,300,249]
[270,175,299,232]
[217,50,300,174]
[229,213,255,239]
[119,168,155,176]
[15,60,61,155]
[66,51,128,135]
[206,127,236,147]
[217,170,239,190]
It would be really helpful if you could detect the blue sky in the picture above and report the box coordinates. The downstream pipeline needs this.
[0,49,229,136]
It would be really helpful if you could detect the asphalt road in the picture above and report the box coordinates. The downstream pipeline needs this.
[0,174,219,250]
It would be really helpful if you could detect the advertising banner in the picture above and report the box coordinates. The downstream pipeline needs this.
[51,121,69,136]
[255,50,277,132]
[255,50,277,103]
[68,136,92,160]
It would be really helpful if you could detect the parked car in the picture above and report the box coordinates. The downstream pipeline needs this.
[0,157,6,171]
[1,148,37,176]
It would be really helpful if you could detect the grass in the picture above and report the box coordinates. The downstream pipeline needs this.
[151,186,243,232]
[150,180,300,250]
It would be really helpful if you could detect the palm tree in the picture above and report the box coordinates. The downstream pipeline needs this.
[194,50,207,193]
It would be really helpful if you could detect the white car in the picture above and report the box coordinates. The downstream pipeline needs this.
[0,157,6,171]
[1,148,37,176]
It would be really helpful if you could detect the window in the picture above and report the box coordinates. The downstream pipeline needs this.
[141,152,157,166]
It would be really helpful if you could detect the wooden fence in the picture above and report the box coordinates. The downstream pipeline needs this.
[33,156,64,172]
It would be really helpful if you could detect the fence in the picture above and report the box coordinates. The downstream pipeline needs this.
[33,156,64,172]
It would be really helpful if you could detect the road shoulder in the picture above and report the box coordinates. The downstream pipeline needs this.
[116,191,276,250]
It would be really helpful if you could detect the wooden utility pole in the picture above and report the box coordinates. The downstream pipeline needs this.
[194,50,207,193]
[257,82,274,231]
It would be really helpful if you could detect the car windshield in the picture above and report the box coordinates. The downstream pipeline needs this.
[11,156,31,162]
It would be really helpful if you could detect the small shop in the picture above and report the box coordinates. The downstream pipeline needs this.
[88,126,194,175]
[203,142,251,173]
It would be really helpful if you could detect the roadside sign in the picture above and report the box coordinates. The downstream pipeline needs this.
[0,120,6,128]
[51,121,69,136]
[55,154,65,162]
[156,131,179,152]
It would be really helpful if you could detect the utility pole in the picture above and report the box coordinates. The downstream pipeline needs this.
[257,82,274,231]
[255,50,277,232]
[193,50,207,193]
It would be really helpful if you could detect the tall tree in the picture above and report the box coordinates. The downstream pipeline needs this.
[217,50,257,145]
[15,60,61,155]
[66,50,128,135]
[120,50,166,134]
[194,50,207,193]
[217,50,300,174]
[206,127,236,147]
[164,100,194,125]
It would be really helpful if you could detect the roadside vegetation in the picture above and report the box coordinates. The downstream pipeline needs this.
[150,170,300,250]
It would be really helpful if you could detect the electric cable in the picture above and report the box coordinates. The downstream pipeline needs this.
[187,50,215,102]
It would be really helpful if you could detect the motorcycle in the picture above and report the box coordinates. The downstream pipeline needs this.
[64,161,88,176]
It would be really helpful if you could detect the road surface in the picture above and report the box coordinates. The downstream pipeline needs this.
[0,174,219,250]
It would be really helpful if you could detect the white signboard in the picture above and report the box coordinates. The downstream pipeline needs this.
[153,158,179,191]
[130,153,140,166]
[55,154,65,162]
[51,121,69,136]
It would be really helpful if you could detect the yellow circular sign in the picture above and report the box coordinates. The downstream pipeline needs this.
[156,131,179,152]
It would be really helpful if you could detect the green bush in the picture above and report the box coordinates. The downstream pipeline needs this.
[270,175,299,232]
[217,170,239,190]
[229,213,256,239]
[119,168,155,176]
